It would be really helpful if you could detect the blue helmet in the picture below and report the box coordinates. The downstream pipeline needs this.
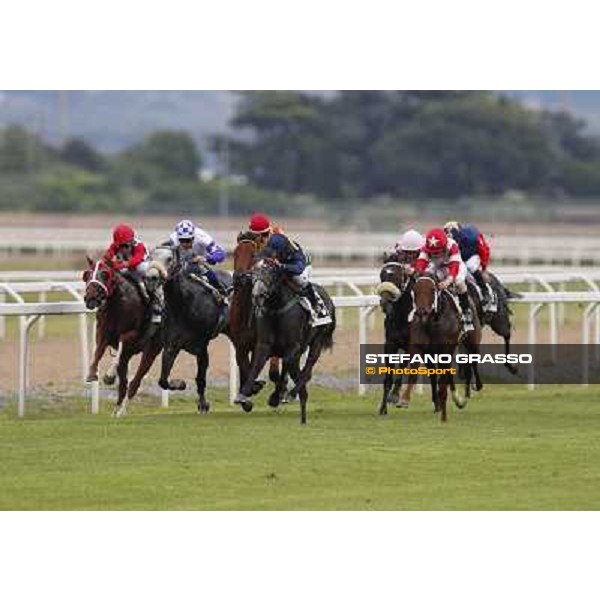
[264,233,289,257]
[175,219,195,241]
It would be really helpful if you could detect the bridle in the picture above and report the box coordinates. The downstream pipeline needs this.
[87,260,110,296]
[411,275,439,319]
[233,238,258,290]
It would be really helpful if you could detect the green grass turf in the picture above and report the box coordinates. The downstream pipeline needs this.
[1,385,599,510]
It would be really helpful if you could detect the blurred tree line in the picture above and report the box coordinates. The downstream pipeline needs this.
[226,91,600,199]
[0,126,289,214]
[1,91,600,214]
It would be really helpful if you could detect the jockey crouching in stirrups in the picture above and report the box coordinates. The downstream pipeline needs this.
[261,232,331,326]
[387,229,425,270]
[415,227,475,332]
[167,219,230,303]
[444,221,496,314]
[104,223,163,323]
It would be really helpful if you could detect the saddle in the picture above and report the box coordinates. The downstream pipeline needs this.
[282,278,332,327]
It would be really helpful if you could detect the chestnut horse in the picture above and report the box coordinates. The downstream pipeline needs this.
[230,234,284,408]
[83,257,162,417]
[407,274,482,422]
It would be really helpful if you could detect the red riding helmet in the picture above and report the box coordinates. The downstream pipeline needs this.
[249,213,271,234]
[113,224,135,246]
[424,228,447,256]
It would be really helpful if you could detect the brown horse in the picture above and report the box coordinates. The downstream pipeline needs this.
[83,257,162,417]
[230,234,284,407]
[407,274,482,422]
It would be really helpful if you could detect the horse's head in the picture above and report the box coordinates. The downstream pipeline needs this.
[252,258,281,316]
[412,275,438,323]
[82,257,116,310]
[145,246,173,292]
[377,262,409,316]
[234,234,258,272]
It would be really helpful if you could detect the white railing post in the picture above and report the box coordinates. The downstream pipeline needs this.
[229,340,238,404]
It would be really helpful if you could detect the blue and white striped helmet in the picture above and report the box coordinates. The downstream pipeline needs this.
[175,219,195,240]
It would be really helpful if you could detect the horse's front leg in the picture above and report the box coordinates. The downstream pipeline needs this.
[236,342,271,412]
[284,352,308,425]
[158,341,185,391]
[113,350,133,418]
[127,336,162,400]
[86,326,109,383]
[195,344,211,414]
[379,341,397,416]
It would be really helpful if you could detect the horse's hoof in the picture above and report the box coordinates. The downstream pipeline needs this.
[267,393,281,408]
[241,400,253,413]
[103,374,116,386]
[395,400,409,409]
[169,379,186,391]
[250,380,266,396]
[387,393,400,405]
[286,387,299,402]
[198,402,211,414]
[85,374,98,384]
[472,382,483,392]
[112,406,126,418]
[453,394,467,409]
[158,379,169,390]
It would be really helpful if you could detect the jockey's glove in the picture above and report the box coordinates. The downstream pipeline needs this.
[439,277,453,290]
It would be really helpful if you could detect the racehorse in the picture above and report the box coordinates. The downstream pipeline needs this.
[468,272,519,375]
[407,274,482,422]
[234,259,335,424]
[157,249,233,413]
[83,257,163,417]
[230,233,285,407]
[376,261,415,415]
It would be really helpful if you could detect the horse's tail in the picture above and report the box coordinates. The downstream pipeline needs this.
[503,286,522,300]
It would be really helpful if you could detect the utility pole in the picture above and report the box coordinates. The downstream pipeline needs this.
[558,90,571,114]
[57,90,70,146]
[219,137,230,219]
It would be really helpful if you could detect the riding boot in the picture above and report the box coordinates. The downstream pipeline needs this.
[150,287,164,323]
[473,270,490,308]
[458,291,475,332]
[301,283,321,313]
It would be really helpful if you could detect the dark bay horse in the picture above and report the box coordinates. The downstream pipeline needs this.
[408,274,482,422]
[468,271,519,375]
[234,259,335,424]
[158,254,233,413]
[230,234,285,408]
[83,257,162,417]
[376,261,415,415]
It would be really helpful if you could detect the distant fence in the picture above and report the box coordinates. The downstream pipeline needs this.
[2,227,600,265]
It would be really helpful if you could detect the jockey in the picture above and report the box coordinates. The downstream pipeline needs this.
[167,219,230,297]
[104,223,162,323]
[260,232,323,317]
[387,229,425,269]
[415,227,474,331]
[443,221,494,311]
[247,213,285,251]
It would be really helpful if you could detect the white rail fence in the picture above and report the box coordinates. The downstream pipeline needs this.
[3,228,600,265]
[2,288,600,417]
[3,269,600,342]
